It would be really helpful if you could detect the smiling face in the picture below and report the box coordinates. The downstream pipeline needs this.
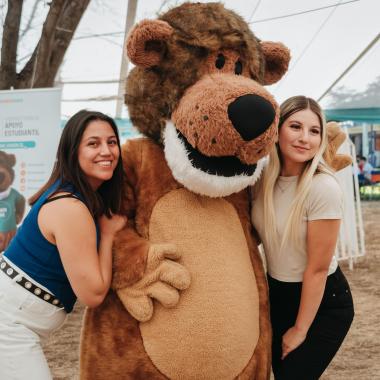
[278,108,322,176]
[78,120,120,190]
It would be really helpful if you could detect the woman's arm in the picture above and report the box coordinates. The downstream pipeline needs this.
[38,198,126,308]
[281,218,340,359]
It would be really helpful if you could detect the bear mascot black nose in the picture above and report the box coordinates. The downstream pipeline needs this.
[227,94,275,141]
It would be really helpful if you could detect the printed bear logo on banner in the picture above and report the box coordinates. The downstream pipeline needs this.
[0,151,25,253]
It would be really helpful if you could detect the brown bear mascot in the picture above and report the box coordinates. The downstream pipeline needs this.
[80,3,291,379]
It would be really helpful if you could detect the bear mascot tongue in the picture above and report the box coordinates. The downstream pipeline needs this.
[80,3,290,380]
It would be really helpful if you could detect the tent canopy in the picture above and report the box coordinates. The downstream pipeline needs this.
[324,108,380,124]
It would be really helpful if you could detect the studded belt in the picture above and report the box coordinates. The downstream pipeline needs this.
[0,256,64,309]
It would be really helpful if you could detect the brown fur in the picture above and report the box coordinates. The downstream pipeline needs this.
[80,291,166,380]
[324,122,353,171]
[81,3,290,379]
[126,19,173,68]
[172,71,278,164]
[260,42,291,85]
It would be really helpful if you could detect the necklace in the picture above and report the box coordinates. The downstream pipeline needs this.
[276,179,294,193]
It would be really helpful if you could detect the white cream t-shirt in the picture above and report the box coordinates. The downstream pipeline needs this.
[251,173,343,282]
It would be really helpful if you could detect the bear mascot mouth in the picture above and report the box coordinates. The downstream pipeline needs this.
[164,120,268,198]
[172,125,259,177]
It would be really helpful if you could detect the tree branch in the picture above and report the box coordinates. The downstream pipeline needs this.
[43,0,91,86]
[17,0,90,88]
[0,0,23,89]
[19,0,42,40]
[17,0,65,87]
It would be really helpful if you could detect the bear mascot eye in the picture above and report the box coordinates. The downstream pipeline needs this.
[215,53,226,69]
[235,60,243,75]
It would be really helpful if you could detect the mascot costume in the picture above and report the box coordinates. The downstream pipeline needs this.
[0,150,25,252]
[81,3,290,379]
[80,3,290,380]
[80,2,349,379]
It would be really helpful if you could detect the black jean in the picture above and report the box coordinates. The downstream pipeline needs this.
[268,266,354,380]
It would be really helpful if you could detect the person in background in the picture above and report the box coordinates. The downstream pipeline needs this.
[360,156,373,185]
[251,96,354,380]
[0,110,127,380]
[356,154,363,173]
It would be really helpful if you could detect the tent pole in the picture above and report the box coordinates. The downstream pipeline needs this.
[115,0,138,118]
[318,32,380,102]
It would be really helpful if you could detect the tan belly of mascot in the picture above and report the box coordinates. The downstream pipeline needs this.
[143,189,259,379]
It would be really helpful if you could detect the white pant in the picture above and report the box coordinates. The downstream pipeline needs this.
[0,260,67,380]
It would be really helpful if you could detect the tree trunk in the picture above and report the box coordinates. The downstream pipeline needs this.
[0,0,23,89]
[0,0,91,90]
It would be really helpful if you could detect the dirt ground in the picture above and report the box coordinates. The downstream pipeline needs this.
[43,201,380,380]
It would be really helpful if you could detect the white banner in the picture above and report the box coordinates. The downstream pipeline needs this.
[0,87,61,216]
[335,132,366,269]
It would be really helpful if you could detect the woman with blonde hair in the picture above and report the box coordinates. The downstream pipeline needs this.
[252,96,354,379]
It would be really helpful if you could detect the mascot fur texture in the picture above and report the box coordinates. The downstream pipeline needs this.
[80,3,291,379]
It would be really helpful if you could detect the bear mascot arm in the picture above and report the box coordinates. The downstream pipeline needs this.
[111,140,191,322]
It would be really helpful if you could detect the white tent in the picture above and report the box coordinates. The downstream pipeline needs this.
[43,0,380,118]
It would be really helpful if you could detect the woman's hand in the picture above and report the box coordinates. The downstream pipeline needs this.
[98,214,127,237]
[281,325,307,360]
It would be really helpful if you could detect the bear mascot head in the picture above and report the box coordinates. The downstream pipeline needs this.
[80,3,292,380]
[124,2,290,198]
[0,150,25,252]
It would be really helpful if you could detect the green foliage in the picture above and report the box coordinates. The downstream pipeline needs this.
[360,184,380,200]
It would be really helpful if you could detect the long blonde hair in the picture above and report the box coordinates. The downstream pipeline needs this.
[260,96,332,250]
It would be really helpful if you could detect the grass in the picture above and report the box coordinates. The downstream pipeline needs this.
[360,184,380,200]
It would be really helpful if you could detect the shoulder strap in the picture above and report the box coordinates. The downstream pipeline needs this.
[44,194,81,204]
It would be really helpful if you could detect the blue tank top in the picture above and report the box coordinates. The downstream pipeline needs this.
[4,181,99,313]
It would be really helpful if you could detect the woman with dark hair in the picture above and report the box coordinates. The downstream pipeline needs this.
[0,110,126,379]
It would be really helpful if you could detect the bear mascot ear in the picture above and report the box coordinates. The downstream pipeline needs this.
[323,121,353,171]
[260,41,291,85]
[0,151,16,168]
[126,19,174,68]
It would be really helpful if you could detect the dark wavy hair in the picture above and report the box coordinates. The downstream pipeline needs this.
[29,110,124,218]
